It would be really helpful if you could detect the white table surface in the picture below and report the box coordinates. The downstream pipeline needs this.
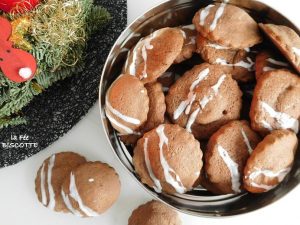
[0,0,299,224]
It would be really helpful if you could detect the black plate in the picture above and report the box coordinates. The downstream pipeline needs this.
[0,0,127,168]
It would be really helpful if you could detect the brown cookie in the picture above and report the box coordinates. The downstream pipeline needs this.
[243,129,298,193]
[174,24,197,64]
[35,152,86,213]
[259,23,300,73]
[250,69,300,135]
[255,49,290,80]
[143,82,166,132]
[124,27,184,83]
[213,51,256,82]
[205,120,261,194]
[105,74,149,135]
[166,63,242,139]
[196,34,248,64]
[128,200,182,225]
[193,3,262,49]
[133,124,203,194]
[61,162,121,217]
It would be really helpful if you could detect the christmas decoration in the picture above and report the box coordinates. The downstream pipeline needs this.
[0,0,111,128]
[0,17,37,83]
[0,0,40,13]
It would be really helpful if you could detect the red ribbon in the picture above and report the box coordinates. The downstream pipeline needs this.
[0,17,37,83]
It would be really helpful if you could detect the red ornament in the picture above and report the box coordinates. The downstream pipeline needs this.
[0,17,37,83]
[0,0,39,13]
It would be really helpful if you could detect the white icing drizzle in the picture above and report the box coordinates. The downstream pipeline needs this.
[260,101,299,133]
[210,3,226,31]
[40,163,47,205]
[215,57,255,71]
[206,43,230,50]
[199,74,226,109]
[61,189,82,216]
[241,128,253,154]
[248,167,291,191]
[217,145,241,193]
[106,96,141,125]
[200,4,214,26]
[143,138,162,192]
[46,155,56,210]
[182,24,195,30]
[186,107,200,132]
[186,74,226,131]
[266,58,289,67]
[173,68,210,120]
[244,47,250,52]
[105,111,134,134]
[128,40,142,75]
[141,39,153,79]
[180,29,187,39]
[156,125,186,193]
[263,66,274,72]
[292,47,300,57]
[68,172,99,217]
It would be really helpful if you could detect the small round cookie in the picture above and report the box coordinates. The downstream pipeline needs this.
[133,124,203,194]
[259,23,300,73]
[205,120,261,194]
[196,34,248,65]
[255,49,290,80]
[35,152,87,212]
[124,27,184,83]
[166,63,242,139]
[128,200,182,225]
[143,82,166,132]
[249,69,300,135]
[193,3,262,49]
[214,52,256,82]
[105,74,149,135]
[61,161,121,217]
[174,24,197,64]
[243,129,298,193]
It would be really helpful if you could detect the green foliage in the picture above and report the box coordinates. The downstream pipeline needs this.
[0,0,111,128]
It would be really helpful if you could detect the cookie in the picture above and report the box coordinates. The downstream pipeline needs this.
[213,51,256,82]
[124,27,184,83]
[133,124,203,194]
[250,69,300,135]
[61,162,121,217]
[105,74,149,135]
[35,152,86,212]
[205,120,261,194]
[196,34,248,65]
[259,23,300,73]
[174,24,197,64]
[255,49,290,80]
[166,63,242,139]
[128,200,182,225]
[243,129,298,193]
[193,3,262,49]
[143,82,166,132]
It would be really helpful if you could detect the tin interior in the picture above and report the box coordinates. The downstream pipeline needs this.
[99,0,300,217]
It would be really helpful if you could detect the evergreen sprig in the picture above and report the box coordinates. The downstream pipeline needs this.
[0,0,111,128]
